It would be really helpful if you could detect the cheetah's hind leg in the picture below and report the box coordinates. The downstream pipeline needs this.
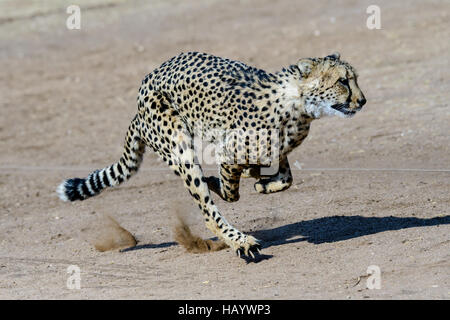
[143,94,261,259]
[241,166,261,179]
[168,137,261,258]
[206,164,243,203]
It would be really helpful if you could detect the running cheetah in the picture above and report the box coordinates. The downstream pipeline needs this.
[57,52,366,259]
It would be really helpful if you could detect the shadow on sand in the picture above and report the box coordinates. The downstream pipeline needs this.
[121,215,449,263]
[251,215,450,248]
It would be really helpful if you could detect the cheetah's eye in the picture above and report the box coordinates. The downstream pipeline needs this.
[338,78,349,86]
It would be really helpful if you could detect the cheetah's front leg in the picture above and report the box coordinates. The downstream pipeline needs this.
[254,157,293,194]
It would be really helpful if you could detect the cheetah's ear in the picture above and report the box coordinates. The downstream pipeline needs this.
[326,52,341,60]
[297,58,315,76]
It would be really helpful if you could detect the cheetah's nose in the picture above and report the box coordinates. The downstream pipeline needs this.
[357,98,366,107]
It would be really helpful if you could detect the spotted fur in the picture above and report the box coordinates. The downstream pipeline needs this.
[57,51,366,259]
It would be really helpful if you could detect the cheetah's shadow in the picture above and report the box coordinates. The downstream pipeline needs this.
[121,215,449,264]
[250,215,450,249]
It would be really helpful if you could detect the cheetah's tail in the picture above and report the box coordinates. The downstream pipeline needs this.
[56,115,145,202]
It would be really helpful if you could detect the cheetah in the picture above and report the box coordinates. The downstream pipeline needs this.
[57,51,366,259]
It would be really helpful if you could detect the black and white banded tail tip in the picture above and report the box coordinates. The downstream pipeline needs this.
[56,168,118,201]
[56,180,69,202]
[57,178,84,202]
[56,170,105,201]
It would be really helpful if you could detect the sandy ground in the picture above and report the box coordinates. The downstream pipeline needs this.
[0,0,449,299]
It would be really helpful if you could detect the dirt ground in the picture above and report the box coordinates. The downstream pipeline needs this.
[0,0,449,299]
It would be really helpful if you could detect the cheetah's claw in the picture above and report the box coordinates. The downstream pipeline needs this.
[235,243,262,259]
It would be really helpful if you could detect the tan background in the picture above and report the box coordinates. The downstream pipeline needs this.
[0,0,449,299]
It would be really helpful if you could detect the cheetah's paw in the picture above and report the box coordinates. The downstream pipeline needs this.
[234,235,262,259]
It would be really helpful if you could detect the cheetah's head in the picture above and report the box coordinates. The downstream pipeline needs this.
[297,53,366,118]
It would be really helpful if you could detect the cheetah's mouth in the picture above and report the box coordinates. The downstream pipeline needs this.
[331,103,356,116]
